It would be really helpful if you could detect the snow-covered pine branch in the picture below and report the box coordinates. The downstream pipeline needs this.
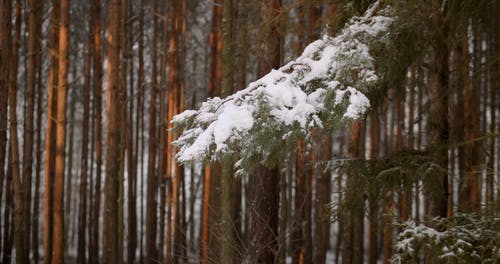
[172,2,393,173]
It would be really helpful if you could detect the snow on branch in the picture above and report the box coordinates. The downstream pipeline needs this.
[172,2,393,168]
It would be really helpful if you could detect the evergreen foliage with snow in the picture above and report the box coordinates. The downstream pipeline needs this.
[391,214,500,264]
[173,2,394,173]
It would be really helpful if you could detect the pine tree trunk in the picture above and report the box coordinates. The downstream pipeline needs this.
[200,2,222,263]
[90,0,103,262]
[0,0,11,232]
[427,11,449,218]
[489,3,499,216]
[368,109,380,264]
[52,0,70,262]
[249,165,280,264]
[23,0,41,257]
[146,1,159,262]
[461,29,482,212]
[77,17,92,263]
[126,1,138,262]
[314,133,331,264]
[292,140,311,264]
[2,158,13,263]
[32,12,44,261]
[10,1,28,262]
[64,89,75,252]
[219,0,236,262]
[102,0,122,262]
[44,1,60,262]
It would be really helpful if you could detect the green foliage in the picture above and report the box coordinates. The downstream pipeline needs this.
[392,214,500,264]
[328,149,435,222]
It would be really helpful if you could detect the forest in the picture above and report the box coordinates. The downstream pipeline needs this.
[0,0,499,263]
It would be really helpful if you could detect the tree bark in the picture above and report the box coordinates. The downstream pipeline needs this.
[368,109,380,264]
[52,0,70,262]
[44,0,60,262]
[102,0,122,262]
[90,0,103,262]
[247,2,282,263]
[313,133,332,264]
[427,11,449,218]
[77,14,93,263]
[23,0,41,257]
[201,2,222,263]
[0,0,11,231]
[146,1,159,262]
[9,1,28,262]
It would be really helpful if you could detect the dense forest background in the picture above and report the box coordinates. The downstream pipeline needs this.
[0,0,499,263]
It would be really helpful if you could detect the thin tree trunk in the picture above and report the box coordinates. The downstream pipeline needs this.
[102,0,122,262]
[136,1,145,261]
[200,2,222,263]
[368,108,380,264]
[44,0,60,262]
[314,133,331,264]
[248,2,282,263]
[32,10,44,261]
[146,1,159,262]
[77,16,92,263]
[166,0,186,262]
[489,3,499,216]
[52,0,70,262]
[249,165,280,264]
[23,0,41,258]
[427,11,450,218]
[117,2,129,263]
[2,157,13,263]
[461,29,482,212]
[158,2,168,262]
[126,1,138,262]
[10,1,29,262]
[64,89,76,252]
[219,0,235,262]
[0,0,11,233]
[292,140,310,264]
[90,0,103,262]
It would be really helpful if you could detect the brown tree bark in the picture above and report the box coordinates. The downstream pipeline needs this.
[292,139,312,264]
[166,0,186,262]
[2,156,14,263]
[32,8,44,261]
[460,29,482,212]
[146,1,159,262]
[52,0,71,262]
[158,2,169,262]
[77,13,93,263]
[489,3,500,216]
[0,0,10,228]
[22,0,41,257]
[313,133,332,264]
[427,11,450,218]
[126,1,138,262]
[249,166,280,264]
[201,2,222,263]
[64,88,76,253]
[102,0,122,262]
[9,1,29,262]
[136,2,146,262]
[219,0,236,262]
[44,0,60,262]
[90,0,103,262]
[247,1,282,263]
[368,108,380,264]
[454,35,467,214]
[342,120,366,264]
